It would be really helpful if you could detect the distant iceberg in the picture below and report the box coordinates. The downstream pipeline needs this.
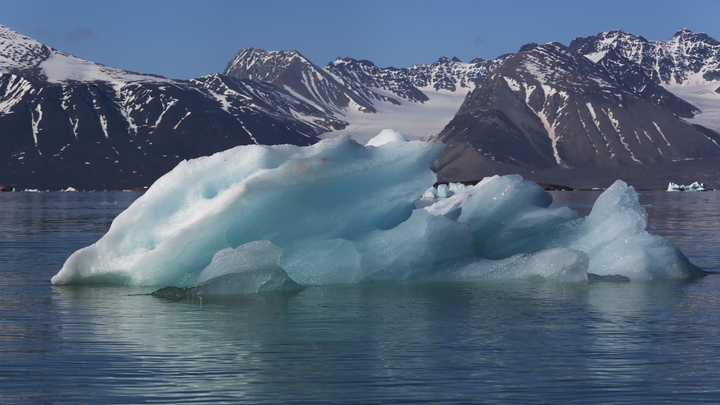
[668,182,706,191]
[422,182,470,199]
[51,130,705,293]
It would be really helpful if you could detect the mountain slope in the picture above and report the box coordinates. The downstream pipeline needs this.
[570,29,720,86]
[571,28,720,137]
[224,48,377,115]
[432,41,720,188]
[225,48,511,143]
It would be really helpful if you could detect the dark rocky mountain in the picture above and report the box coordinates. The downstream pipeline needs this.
[3,24,720,190]
[432,32,720,189]
[0,26,334,190]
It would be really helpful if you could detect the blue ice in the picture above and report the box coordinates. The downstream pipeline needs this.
[51,130,704,293]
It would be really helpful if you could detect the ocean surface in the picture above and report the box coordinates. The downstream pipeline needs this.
[1,189,719,404]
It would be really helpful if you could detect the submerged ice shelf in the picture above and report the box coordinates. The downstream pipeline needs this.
[51,130,704,294]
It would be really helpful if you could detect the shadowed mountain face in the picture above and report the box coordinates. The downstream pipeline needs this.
[432,38,720,189]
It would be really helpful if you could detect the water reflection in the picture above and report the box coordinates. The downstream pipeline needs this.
[3,190,720,403]
[40,278,720,403]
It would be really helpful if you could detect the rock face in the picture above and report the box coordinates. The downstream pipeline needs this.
[0,26,332,190]
[432,33,720,189]
[224,48,379,114]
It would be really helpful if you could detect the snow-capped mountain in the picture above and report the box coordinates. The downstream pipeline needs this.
[225,48,509,143]
[570,28,720,137]
[571,28,720,86]
[432,40,720,188]
[0,25,334,190]
[224,48,378,115]
[325,55,507,102]
[4,24,720,190]
[0,25,167,83]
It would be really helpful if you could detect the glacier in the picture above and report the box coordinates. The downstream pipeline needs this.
[51,130,704,293]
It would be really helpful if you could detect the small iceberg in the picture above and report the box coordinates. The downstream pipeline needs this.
[422,182,470,199]
[667,182,706,191]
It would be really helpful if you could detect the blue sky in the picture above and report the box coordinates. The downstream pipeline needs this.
[2,0,719,80]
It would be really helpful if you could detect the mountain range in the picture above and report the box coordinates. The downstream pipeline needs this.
[1,25,719,190]
[0,26,337,189]
[432,30,720,188]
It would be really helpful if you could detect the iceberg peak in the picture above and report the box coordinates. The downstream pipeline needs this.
[366,129,409,146]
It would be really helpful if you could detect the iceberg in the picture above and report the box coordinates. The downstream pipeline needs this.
[422,182,470,199]
[51,130,705,293]
[667,182,706,191]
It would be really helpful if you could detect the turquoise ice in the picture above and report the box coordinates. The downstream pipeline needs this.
[51,130,704,292]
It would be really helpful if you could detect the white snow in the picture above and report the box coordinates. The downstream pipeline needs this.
[321,87,471,144]
[31,103,42,151]
[652,121,672,147]
[1,26,172,85]
[664,80,720,135]
[153,97,178,129]
[535,106,562,165]
[173,111,192,130]
[52,131,704,291]
[585,51,608,63]
[523,85,563,165]
[606,109,641,163]
[523,56,548,83]
[503,76,522,92]
[282,84,328,114]
[239,121,259,144]
[40,52,171,84]
[0,75,34,116]
[98,114,109,139]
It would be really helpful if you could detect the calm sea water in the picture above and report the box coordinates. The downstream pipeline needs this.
[1,190,719,404]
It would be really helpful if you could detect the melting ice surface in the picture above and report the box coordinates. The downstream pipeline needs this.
[51,130,705,294]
